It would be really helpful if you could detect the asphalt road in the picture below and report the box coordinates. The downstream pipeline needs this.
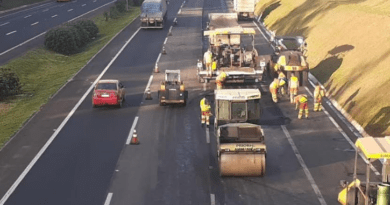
[0,0,383,204]
[0,0,116,55]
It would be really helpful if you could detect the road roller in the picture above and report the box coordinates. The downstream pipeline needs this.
[217,123,266,177]
[338,137,390,205]
[158,70,188,106]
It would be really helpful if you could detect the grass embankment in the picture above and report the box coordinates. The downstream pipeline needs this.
[0,0,46,11]
[0,7,140,146]
[255,0,390,137]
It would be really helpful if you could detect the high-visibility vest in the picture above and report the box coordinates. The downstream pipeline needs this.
[279,79,286,86]
[278,72,286,79]
[200,98,210,111]
[299,95,308,103]
[290,76,299,88]
[270,81,278,89]
[204,51,212,63]
[212,61,217,71]
[314,86,325,99]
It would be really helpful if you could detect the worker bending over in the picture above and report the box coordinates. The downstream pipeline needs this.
[289,73,299,103]
[313,83,325,111]
[216,71,227,90]
[294,94,309,119]
[200,97,211,127]
[269,78,280,103]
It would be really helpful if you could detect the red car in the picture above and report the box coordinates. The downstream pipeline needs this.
[92,80,125,108]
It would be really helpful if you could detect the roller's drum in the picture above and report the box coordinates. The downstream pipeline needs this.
[219,153,266,176]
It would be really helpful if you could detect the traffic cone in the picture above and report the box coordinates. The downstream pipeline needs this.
[145,89,152,100]
[154,64,159,73]
[162,46,166,54]
[130,130,139,145]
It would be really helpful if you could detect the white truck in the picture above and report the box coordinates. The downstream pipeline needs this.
[233,0,259,20]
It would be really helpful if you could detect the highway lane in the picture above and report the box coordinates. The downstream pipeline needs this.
[0,0,116,55]
[1,0,185,204]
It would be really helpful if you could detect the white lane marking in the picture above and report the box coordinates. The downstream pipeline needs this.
[144,75,154,93]
[206,127,210,144]
[210,194,215,205]
[93,0,97,2]
[0,0,116,57]
[104,193,113,205]
[0,2,53,19]
[42,9,49,12]
[51,14,58,18]
[6,31,16,35]
[163,37,168,44]
[253,21,275,50]
[173,17,177,22]
[68,0,115,23]
[31,22,39,26]
[82,4,86,6]
[24,15,32,18]
[169,26,173,33]
[155,53,162,66]
[0,27,141,205]
[0,22,9,26]
[178,9,181,14]
[281,125,327,205]
[304,86,380,175]
[68,9,73,12]
[126,117,139,145]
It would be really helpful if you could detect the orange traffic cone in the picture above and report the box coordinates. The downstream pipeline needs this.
[130,130,140,145]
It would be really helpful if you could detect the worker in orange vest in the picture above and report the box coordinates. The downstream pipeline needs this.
[313,83,325,111]
[216,71,227,90]
[200,97,211,127]
[289,73,299,103]
[294,94,309,119]
[269,78,280,103]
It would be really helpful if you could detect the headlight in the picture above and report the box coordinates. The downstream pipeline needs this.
[197,62,203,68]
[180,93,183,96]
[297,38,304,44]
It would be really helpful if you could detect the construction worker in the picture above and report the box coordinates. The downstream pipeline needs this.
[313,83,325,111]
[216,71,227,90]
[200,97,211,127]
[212,57,218,72]
[203,49,213,72]
[278,71,287,95]
[289,73,299,103]
[294,94,309,119]
[269,78,279,103]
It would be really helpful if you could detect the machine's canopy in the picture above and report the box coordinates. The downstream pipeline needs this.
[165,70,180,82]
[215,89,261,100]
[204,28,256,36]
[355,137,390,160]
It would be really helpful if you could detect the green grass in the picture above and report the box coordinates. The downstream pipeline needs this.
[255,0,390,136]
[0,0,47,11]
[0,7,140,146]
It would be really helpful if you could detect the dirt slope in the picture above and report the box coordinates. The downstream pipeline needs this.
[255,0,390,136]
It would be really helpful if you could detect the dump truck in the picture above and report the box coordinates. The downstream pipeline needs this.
[338,137,390,205]
[158,70,188,106]
[140,0,168,29]
[217,123,266,176]
[233,0,259,20]
[261,36,309,86]
[197,13,264,84]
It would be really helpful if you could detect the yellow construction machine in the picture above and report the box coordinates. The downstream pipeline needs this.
[338,137,390,205]
[261,36,309,86]
[213,89,265,176]
[217,123,266,176]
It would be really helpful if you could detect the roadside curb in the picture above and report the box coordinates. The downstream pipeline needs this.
[254,14,377,140]
[0,12,140,150]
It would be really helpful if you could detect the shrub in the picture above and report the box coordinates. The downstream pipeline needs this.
[78,20,99,39]
[0,68,22,100]
[44,27,78,55]
[110,6,120,19]
[115,1,127,13]
[69,21,90,46]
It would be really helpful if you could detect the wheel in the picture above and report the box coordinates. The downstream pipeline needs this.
[92,104,97,108]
